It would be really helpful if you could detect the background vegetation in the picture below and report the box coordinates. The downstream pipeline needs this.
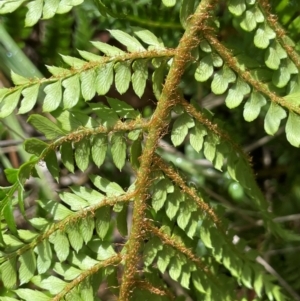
[0,0,300,300]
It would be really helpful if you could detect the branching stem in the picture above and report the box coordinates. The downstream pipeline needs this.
[119,1,216,299]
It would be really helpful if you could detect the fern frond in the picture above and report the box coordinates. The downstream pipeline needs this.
[0,0,84,26]
[0,0,299,300]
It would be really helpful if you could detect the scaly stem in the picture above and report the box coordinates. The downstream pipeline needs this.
[119,1,216,300]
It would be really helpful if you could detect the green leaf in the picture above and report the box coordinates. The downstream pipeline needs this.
[75,138,91,171]
[44,149,59,181]
[61,142,75,173]
[254,24,276,49]
[286,112,300,147]
[11,71,30,85]
[14,289,50,301]
[0,88,9,102]
[18,229,37,241]
[2,234,23,251]
[60,192,89,211]
[130,139,142,169]
[143,237,162,266]
[252,6,264,23]
[171,113,195,146]
[186,215,198,238]
[179,264,191,289]
[0,89,22,118]
[169,256,182,281]
[70,185,105,205]
[42,0,60,19]
[199,224,213,248]
[4,168,18,184]
[43,81,62,112]
[180,0,195,28]
[192,272,208,294]
[265,48,280,70]
[272,65,290,88]
[80,69,96,101]
[96,62,114,95]
[204,133,220,162]
[157,247,171,273]
[243,91,266,122]
[91,134,107,168]
[36,240,52,274]
[195,55,213,82]
[200,40,212,53]
[67,224,84,252]
[56,110,87,132]
[286,58,298,74]
[3,203,17,235]
[214,143,228,171]
[111,132,126,170]
[30,217,48,230]
[226,89,244,110]
[240,9,257,32]
[133,27,164,48]
[228,0,246,16]
[0,296,19,301]
[152,61,166,99]
[62,75,80,109]
[116,204,128,237]
[128,129,141,141]
[264,103,287,135]
[19,84,40,114]
[39,199,73,221]
[65,289,83,301]
[106,182,124,196]
[211,53,223,67]
[211,65,236,95]
[162,0,176,7]
[61,55,86,68]
[0,0,26,13]
[95,207,111,240]
[91,41,125,56]
[190,121,207,152]
[46,65,70,76]
[284,91,300,105]
[108,30,145,52]
[273,41,288,60]
[25,0,43,27]
[166,188,183,220]
[49,230,70,262]
[79,216,95,244]
[28,114,66,139]
[89,103,119,128]
[132,60,148,98]
[107,97,139,119]
[0,257,17,288]
[80,278,94,301]
[78,50,103,62]
[19,249,36,284]
[89,175,110,192]
[225,78,251,109]
[265,41,286,70]
[88,240,116,260]
[177,203,191,230]
[152,179,173,212]
[241,264,252,289]
[114,62,131,94]
[39,275,67,294]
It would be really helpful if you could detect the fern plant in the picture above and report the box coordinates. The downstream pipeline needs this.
[0,0,300,300]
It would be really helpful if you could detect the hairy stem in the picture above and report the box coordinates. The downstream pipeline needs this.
[118,1,215,299]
